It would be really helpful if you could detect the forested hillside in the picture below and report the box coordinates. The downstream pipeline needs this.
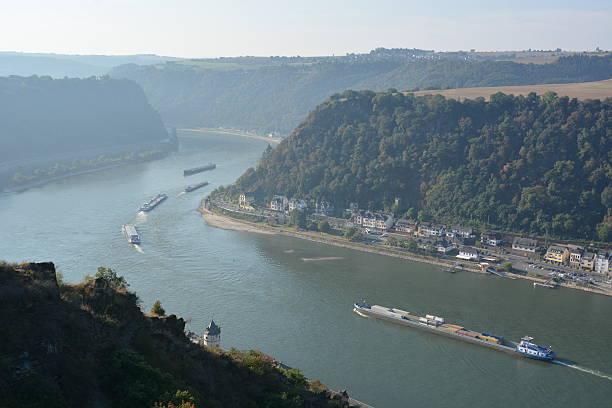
[111,54,612,135]
[231,91,612,242]
[0,75,168,162]
[0,262,351,408]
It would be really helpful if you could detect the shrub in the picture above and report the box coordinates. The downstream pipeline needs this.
[151,300,166,316]
[95,266,129,290]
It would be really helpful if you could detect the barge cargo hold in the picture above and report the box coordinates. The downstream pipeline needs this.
[184,181,209,193]
[353,300,555,361]
[184,163,216,176]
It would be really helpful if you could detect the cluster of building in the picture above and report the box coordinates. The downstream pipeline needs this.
[543,244,610,274]
[237,193,611,277]
[240,193,335,216]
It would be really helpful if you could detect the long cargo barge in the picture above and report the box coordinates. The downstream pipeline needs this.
[353,300,555,361]
[184,181,209,193]
[140,193,167,212]
[184,163,216,176]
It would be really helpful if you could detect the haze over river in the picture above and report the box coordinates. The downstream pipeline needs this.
[1,131,611,407]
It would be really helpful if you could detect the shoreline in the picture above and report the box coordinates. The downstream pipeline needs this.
[1,163,128,194]
[179,127,281,144]
[1,151,169,194]
[199,205,612,297]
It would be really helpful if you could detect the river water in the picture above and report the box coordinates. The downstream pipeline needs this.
[1,131,610,408]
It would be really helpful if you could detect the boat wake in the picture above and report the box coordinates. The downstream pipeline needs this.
[135,212,147,224]
[553,359,612,382]
[133,244,144,254]
[301,256,344,262]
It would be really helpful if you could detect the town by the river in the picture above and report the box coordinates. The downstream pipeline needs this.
[0,130,611,408]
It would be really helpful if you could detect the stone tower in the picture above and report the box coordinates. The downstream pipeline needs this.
[202,319,221,347]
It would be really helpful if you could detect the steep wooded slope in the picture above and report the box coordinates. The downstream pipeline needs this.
[230,91,612,241]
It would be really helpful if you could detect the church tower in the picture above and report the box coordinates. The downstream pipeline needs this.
[202,319,221,347]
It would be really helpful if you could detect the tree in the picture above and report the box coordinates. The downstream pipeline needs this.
[151,300,166,316]
[596,221,612,242]
[289,209,307,229]
[344,227,362,241]
[386,236,397,246]
[95,266,128,290]
[317,220,331,233]
[602,187,612,213]
[502,262,513,273]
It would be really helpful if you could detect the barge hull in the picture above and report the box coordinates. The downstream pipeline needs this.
[354,306,517,355]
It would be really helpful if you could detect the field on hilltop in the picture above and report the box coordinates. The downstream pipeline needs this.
[412,79,612,100]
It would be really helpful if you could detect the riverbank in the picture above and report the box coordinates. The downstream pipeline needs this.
[199,204,612,297]
[1,148,170,194]
[180,127,281,144]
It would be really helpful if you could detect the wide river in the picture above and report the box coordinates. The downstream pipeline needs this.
[1,131,611,407]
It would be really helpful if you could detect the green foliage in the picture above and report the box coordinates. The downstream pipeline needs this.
[235,91,611,242]
[596,221,612,241]
[290,209,307,229]
[502,262,513,273]
[317,220,331,233]
[102,349,182,408]
[95,266,129,290]
[151,300,166,316]
[285,368,307,387]
[55,270,65,287]
[153,390,197,408]
[343,227,361,241]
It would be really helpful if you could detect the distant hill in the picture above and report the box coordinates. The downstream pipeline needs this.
[0,51,181,78]
[110,53,612,135]
[227,90,612,242]
[0,76,172,190]
[412,79,612,101]
[0,262,350,407]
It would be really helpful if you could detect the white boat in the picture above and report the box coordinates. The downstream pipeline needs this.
[122,224,140,244]
[515,336,556,361]
[533,282,556,289]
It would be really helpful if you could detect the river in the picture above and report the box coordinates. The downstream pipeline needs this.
[0,130,610,408]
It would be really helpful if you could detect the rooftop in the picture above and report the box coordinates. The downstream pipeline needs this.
[204,319,221,336]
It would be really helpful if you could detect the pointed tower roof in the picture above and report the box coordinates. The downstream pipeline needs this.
[204,319,221,336]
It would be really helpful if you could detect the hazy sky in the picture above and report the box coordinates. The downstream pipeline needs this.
[2,0,611,57]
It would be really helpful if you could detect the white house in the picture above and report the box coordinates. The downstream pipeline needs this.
[452,227,474,238]
[512,237,538,253]
[316,200,334,216]
[480,233,502,246]
[394,219,417,235]
[437,241,457,254]
[456,247,479,261]
[418,222,446,237]
[594,253,610,275]
[357,211,394,230]
[270,195,289,212]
